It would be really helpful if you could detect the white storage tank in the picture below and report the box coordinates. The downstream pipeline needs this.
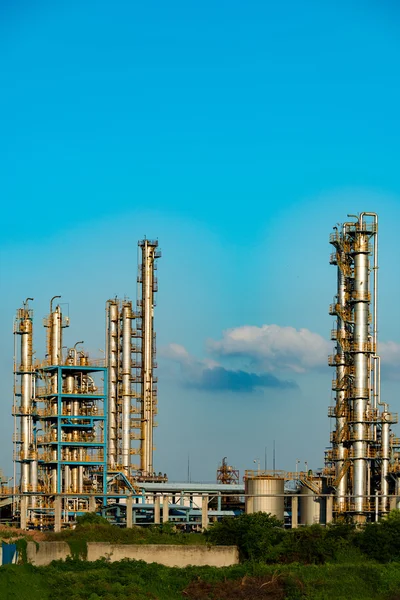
[244,470,285,520]
[299,476,328,525]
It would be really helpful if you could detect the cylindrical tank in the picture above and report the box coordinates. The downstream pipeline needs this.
[299,477,327,525]
[245,472,285,520]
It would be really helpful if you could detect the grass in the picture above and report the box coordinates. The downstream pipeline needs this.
[0,558,399,600]
[2,514,400,598]
[45,523,208,550]
[42,522,208,561]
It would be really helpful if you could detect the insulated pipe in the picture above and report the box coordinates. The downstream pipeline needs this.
[71,464,78,493]
[48,300,63,495]
[19,302,33,493]
[121,302,133,474]
[335,244,348,511]
[64,465,70,492]
[374,356,389,512]
[358,214,390,515]
[360,213,378,353]
[360,214,389,514]
[30,460,37,507]
[106,300,119,469]
[78,448,84,493]
[381,417,390,512]
[49,297,62,367]
[352,216,370,515]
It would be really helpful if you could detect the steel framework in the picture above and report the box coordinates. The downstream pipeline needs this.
[13,298,108,528]
[105,239,162,481]
[325,212,400,520]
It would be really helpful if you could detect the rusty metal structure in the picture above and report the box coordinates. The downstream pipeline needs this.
[217,457,239,485]
[325,212,400,521]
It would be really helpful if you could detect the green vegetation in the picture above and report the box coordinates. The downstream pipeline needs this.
[47,514,206,546]
[1,558,399,600]
[0,511,399,599]
[355,509,400,562]
[207,510,400,565]
[42,513,207,558]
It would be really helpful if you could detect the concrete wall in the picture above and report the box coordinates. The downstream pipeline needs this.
[26,541,238,568]
[27,541,71,566]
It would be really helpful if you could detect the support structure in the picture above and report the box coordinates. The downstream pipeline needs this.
[13,298,108,529]
[325,213,400,520]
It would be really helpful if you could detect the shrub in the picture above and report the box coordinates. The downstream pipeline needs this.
[357,509,400,563]
[75,513,110,527]
[278,524,343,565]
[206,512,285,562]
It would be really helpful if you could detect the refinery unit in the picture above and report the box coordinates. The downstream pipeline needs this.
[325,212,400,521]
[3,213,400,531]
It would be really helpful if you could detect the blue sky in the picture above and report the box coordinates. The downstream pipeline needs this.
[0,0,399,482]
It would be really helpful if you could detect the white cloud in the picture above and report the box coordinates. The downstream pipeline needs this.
[160,343,218,370]
[160,343,297,392]
[161,329,400,384]
[207,324,332,373]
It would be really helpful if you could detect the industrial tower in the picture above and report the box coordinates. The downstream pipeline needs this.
[105,239,161,480]
[13,297,107,527]
[325,212,400,521]
[12,238,162,528]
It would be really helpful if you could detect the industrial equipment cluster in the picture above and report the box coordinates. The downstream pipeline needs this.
[5,213,400,531]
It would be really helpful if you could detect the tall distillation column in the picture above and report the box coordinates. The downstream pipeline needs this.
[331,237,351,513]
[44,297,68,494]
[121,301,133,474]
[351,217,372,516]
[13,300,35,495]
[327,213,399,520]
[137,239,161,477]
[106,300,119,470]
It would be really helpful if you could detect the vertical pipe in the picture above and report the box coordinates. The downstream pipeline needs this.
[19,306,33,494]
[352,218,370,516]
[140,240,158,476]
[335,251,348,511]
[106,301,119,469]
[78,448,84,493]
[30,460,37,507]
[50,305,63,367]
[48,300,63,496]
[13,325,17,517]
[71,448,78,493]
[375,356,390,513]
[121,302,132,474]
[64,465,70,493]
[381,416,390,512]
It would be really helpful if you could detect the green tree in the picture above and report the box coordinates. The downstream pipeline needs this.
[357,510,400,562]
[75,512,110,527]
[206,512,285,562]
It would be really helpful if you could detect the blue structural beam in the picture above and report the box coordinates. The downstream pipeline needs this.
[33,364,108,499]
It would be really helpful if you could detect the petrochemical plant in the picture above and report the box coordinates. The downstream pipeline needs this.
[3,213,399,531]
